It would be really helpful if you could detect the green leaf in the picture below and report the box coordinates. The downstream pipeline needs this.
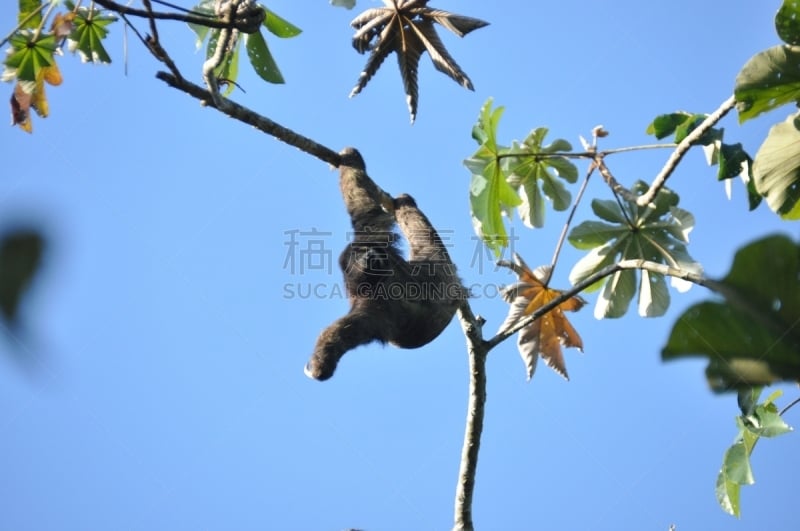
[466,100,523,256]
[776,0,800,45]
[717,142,751,181]
[591,199,627,224]
[717,389,793,517]
[752,113,800,219]
[245,30,284,83]
[646,112,692,139]
[3,32,56,82]
[187,1,215,50]
[594,267,636,319]
[567,220,626,249]
[68,4,117,64]
[735,45,800,123]
[569,181,699,318]
[662,235,800,391]
[505,128,577,227]
[262,6,302,38]
[638,269,669,317]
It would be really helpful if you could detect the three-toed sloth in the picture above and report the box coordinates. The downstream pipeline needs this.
[305,148,466,380]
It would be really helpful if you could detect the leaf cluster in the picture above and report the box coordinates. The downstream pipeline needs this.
[465,99,578,256]
[715,388,793,518]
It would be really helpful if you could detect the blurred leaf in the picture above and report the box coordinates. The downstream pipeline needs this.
[0,230,45,323]
[18,0,42,29]
[187,1,215,50]
[568,182,701,318]
[262,7,301,38]
[330,0,357,8]
[735,45,800,123]
[497,254,585,380]
[245,31,284,83]
[662,235,800,391]
[716,389,793,517]
[752,113,800,219]
[776,0,800,45]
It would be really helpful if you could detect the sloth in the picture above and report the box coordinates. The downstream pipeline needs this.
[304,147,465,380]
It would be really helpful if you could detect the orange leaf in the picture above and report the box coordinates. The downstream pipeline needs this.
[498,253,585,380]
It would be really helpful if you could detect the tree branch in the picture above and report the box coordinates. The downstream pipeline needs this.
[155,71,342,167]
[93,0,264,33]
[633,95,737,206]
[453,302,488,531]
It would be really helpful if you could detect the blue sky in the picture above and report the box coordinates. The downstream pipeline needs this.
[1,1,798,530]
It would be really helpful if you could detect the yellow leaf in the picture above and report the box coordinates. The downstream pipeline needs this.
[499,253,585,380]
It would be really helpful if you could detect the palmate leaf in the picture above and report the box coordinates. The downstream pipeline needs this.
[349,0,488,122]
[497,254,585,381]
[66,2,117,64]
[506,128,577,228]
[465,99,522,256]
[662,234,800,391]
[3,32,56,83]
[568,181,701,318]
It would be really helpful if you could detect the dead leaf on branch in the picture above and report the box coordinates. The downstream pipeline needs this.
[349,0,488,122]
[498,253,585,381]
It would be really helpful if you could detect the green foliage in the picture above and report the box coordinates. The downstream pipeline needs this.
[568,182,700,318]
[775,0,800,45]
[2,31,57,83]
[465,99,522,256]
[751,113,800,219]
[735,45,800,123]
[466,100,579,254]
[716,388,793,517]
[189,2,300,90]
[67,1,117,64]
[506,128,578,228]
[646,111,758,209]
[662,235,800,390]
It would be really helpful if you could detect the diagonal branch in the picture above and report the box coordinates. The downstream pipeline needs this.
[632,95,737,206]
[155,71,341,167]
[92,0,264,33]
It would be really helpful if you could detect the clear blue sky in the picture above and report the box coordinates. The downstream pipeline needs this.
[1,1,798,530]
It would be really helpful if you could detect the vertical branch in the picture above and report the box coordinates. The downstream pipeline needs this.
[453,303,488,531]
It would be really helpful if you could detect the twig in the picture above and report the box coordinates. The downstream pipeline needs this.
[634,95,737,206]
[155,71,341,167]
[544,160,597,286]
[0,1,48,48]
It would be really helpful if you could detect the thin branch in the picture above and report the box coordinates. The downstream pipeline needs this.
[0,2,48,48]
[544,160,597,286]
[155,71,341,167]
[595,155,639,205]
[92,0,264,32]
[780,395,800,416]
[453,301,488,531]
[634,95,737,206]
